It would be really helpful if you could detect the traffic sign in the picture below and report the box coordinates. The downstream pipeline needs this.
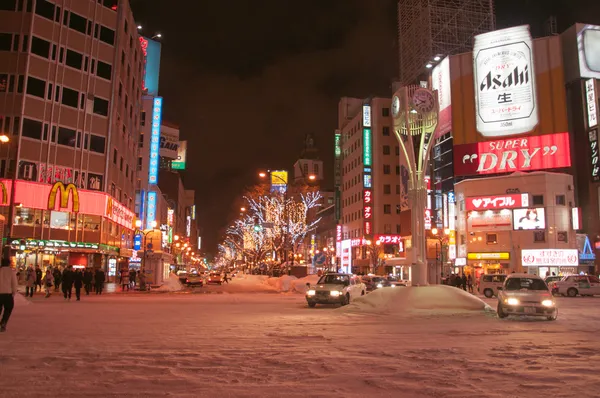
[313,252,326,265]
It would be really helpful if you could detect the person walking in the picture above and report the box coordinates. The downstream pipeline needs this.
[223,272,229,284]
[0,258,18,332]
[467,274,473,294]
[43,268,54,298]
[34,265,42,292]
[73,269,83,301]
[95,268,105,295]
[62,266,74,300]
[83,268,93,295]
[129,268,137,288]
[25,265,35,297]
[52,266,62,292]
[461,274,467,291]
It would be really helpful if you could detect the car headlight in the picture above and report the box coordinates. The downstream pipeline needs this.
[307,290,316,296]
[376,283,383,289]
[541,299,554,307]
[330,291,341,297]
[506,298,520,305]
[391,284,396,288]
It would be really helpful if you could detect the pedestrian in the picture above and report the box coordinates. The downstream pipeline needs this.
[43,267,54,298]
[129,268,137,288]
[467,274,473,293]
[95,268,105,295]
[53,266,62,292]
[121,271,130,292]
[223,272,229,284]
[461,274,467,291]
[25,265,35,297]
[83,268,93,295]
[91,270,96,293]
[62,265,74,300]
[0,258,18,332]
[35,265,42,292]
[138,270,146,291]
[73,269,83,301]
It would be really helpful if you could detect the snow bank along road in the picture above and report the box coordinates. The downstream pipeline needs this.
[1,294,599,398]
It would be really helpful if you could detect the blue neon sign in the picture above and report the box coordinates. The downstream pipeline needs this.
[133,234,142,251]
[148,97,163,185]
[146,191,157,227]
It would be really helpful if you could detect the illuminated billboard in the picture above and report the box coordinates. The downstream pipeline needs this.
[146,191,157,227]
[432,56,452,137]
[521,249,578,267]
[159,124,180,159]
[363,128,372,166]
[453,132,571,176]
[513,208,545,230]
[139,37,162,96]
[148,97,163,184]
[171,140,187,170]
[362,105,371,127]
[363,189,372,237]
[467,210,512,231]
[466,193,529,211]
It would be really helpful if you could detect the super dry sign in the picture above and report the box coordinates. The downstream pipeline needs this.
[453,132,571,176]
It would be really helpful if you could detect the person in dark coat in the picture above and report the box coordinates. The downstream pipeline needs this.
[129,269,137,288]
[52,267,62,292]
[35,266,42,292]
[73,269,83,301]
[83,268,93,295]
[95,268,105,295]
[62,266,74,300]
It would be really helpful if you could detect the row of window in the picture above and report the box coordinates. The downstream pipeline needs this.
[20,117,105,153]
[383,165,401,175]
[35,0,115,46]
[1,0,117,13]
[30,35,112,80]
[112,148,133,182]
[26,75,109,116]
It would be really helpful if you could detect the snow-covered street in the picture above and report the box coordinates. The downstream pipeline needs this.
[1,291,600,398]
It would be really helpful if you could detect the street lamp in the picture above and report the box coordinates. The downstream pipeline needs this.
[135,219,157,291]
[152,33,162,39]
[240,207,246,212]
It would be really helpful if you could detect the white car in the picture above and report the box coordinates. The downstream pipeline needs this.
[497,274,557,321]
[478,274,508,298]
[306,273,366,308]
[554,275,600,297]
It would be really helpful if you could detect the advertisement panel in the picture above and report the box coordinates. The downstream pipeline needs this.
[340,239,352,273]
[139,37,162,96]
[513,208,546,230]
[148,97,163,184]
[334,132,342,187]
[146,191,157,227]
[159,124,180,159]
[453,132,571,176]
[362,105,371,127]
[363,189,372,237]
[466,193,529,211]
[586,79,598,129]
[468,210,512,231]
[171,140,187,170]
[363,128,372,166]
[589,129,599,182]
[432,56,452,137]
[467,252,510,260]
[521,249,578,266]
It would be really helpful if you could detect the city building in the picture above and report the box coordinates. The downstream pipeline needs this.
[336,97,405,273]
[0,0,142,278]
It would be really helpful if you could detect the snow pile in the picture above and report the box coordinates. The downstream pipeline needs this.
[226,274,277,293]
[289,274,320,294]
[264,275,297,292]
[155,273,184,292]
[343,285,492,316]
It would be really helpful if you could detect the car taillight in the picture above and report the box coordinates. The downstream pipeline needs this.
[186,279,189,283]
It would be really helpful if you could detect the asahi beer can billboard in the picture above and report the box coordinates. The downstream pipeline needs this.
[473,25,538,137]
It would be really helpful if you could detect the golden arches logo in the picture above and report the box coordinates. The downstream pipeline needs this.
[48,182,80,213]
[106,197,113,216]
[0,181,7,205]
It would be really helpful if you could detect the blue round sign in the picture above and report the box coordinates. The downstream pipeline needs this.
[313,252,326,265]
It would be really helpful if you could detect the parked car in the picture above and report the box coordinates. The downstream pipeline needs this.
[387,277,410,287]
[497,273,557,321]
[544,276,562,295]
[361,276,389,291]
[478,274,508,298]
[553,274,600,297]
[183,273,204,287]
[306,273,366,307]
[206,273,223,285]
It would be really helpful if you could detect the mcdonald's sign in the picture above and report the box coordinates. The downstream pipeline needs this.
[0,181,7,205]
[47,182,80,212]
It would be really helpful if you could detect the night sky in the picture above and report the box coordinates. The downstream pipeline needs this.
[131,0,600,256]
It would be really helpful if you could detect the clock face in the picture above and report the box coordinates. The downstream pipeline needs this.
[392,96,401,117]
[412,89,435,113]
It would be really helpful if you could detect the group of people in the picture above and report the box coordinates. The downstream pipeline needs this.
[119,268,144,291]
[21,265,106,300]
[445,273,474,293]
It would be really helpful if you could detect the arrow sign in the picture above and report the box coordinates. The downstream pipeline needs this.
[313,252,326,265]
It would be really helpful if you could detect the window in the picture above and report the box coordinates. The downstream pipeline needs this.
[383,145,390,155]
[42,124,49,141]
[79,92,85,109]
[12,117,20,134]
[396,166,400,175]
[119,156,123,171]
[121,50,125,65]
[99,25,115,45]
[83,56,89,71]
[61,87,79,108]
[57,126,76,147]
[140,111,145,126]
[383,184,391,194]
[396,185,400,194]
[17,75,24,93]
[0,33,12,51]
[0,0,16,11]
[113,148,117,164]
[93,97,109,116]
[396,224,401,234]
[384,204,391,214]
[486,233,497,244]
[383,165,390,174]
[532,195,544,206]
[12,34,19,51]
[65,49,83,69]
[382,126,390,136]
[34,0,54,20]
[102,0,118,11]
[124,20,128,33]
[68,12,87,34]
[125,164,129,178]
[395,146,400,156]
[556,195,566,205]
[314,163,319,173]
[30,36,50,58]
[382,108,390,117]
[89,134,105,153]
[21,118,42,139]
[396,205,401,214]
[96,61,112,80]
[21,35,28,52]
[384,224,392,234]
[83,133,89,149]
[26,76,46,98]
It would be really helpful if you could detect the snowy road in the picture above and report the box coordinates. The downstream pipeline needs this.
[1,293,600,397]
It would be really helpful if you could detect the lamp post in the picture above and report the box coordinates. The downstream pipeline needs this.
[431,228,450,284]
[0,134,14,264]
[135,219,157,291]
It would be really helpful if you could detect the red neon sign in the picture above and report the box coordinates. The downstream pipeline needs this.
[466,193,528,211]
[139,37,148,91]
[453,132,571,176]
[364,221,372,236]
[336,225,342,242]
[375,235,402,244]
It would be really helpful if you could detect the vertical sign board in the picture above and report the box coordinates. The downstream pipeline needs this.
[139,37,162,96]
[586,79,598,129]
[432,56,452,138]
[334,132,342,222]
[146,191,157,228]
[363,104,373,238]
[148,97,163,184]
[363,189,373,237]
[590,129,600,182]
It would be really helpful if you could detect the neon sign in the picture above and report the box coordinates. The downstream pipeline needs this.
[148,97,163,184]
[363,128,372,166]
[48,182,80,213]
[466,193,529,211]
[146,191,157,227]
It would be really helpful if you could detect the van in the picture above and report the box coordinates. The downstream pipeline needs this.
[478,274,507,298]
